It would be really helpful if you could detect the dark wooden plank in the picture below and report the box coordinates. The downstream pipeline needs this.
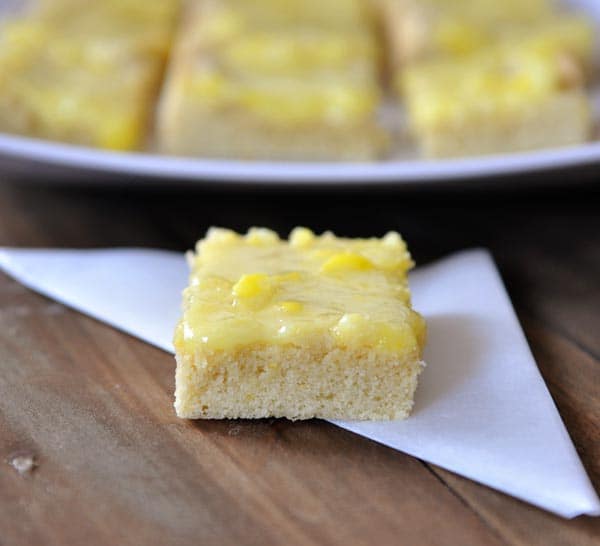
[0,275,505,546]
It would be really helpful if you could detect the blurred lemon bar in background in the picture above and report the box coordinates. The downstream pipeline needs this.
[0,0,179,150]
[157,0,388,161]
[395,15,593,158]
[381,0,594,158]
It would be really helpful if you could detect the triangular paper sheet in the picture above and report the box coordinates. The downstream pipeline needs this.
[0,247,598,518]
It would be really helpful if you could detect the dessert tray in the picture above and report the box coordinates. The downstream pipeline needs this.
[1,0,599,188]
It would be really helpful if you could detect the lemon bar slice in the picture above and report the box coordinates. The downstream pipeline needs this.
[0,0,179,150]
[401,24,593,158]
[174,228,426,420]
[157,0,387,161]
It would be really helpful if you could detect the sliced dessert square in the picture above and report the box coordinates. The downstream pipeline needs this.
[157,0,388,161]
[0,0,179,150]
[400,24,593,158]
[174,227,426,420]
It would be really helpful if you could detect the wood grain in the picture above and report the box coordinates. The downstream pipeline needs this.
[0,182,599,545]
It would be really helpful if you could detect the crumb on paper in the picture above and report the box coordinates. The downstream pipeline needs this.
[8,452,37,476]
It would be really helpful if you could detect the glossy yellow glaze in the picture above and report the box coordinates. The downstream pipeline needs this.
[394,0,552,61]
[402,18,592,130]
[178,0,381,127]
[430,0,552,56]
[187,73,379,126]
[174,228,426,355]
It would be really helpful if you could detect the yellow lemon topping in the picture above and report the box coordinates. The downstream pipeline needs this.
[402,18,592,131]
[174,227,425,355]
[179,0,382,127]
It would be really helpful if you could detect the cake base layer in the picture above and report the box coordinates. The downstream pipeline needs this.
[175,341,424,421]
[415,90,590,158]
[159,107,387,161]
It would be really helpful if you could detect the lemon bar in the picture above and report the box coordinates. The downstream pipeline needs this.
[174,228,426,420]
[0,0,179,150]
[157,0,387,161]
[401,24,593,158]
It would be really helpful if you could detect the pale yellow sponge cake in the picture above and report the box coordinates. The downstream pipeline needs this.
[400,22,593,158]
[157,0,388,161]
[0,0,179,150]
[174,227,426,420]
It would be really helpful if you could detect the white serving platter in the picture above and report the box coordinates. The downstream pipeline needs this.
[2,0,600,187]
[2,133,600,187]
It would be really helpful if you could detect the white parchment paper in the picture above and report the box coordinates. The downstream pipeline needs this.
[0,247,598,518]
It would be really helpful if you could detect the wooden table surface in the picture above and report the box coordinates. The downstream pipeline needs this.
[0,180,598,546]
